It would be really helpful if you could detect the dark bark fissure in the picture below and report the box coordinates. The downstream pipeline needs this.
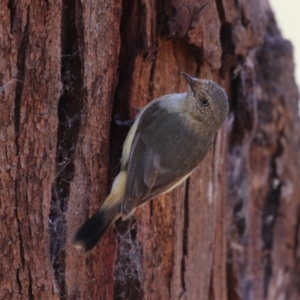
[293,207,300,296]
[216,0,241,82]
[229,75,242,142]
[226,75,250,300]
[180,178,190,297]
[194,45,203,76]
[215,0,225,24]
[28,267,34,300]
[219,23,236,80]
[112,1,145,298]
[294,207,300,262]
[215,0,229,61]
[114,219,144,300]
[149,198,154,218]
[44,0,49,10]
[8,0,17,34]
[261,143,282,297]
[49,0,83,298]
[109,0,140,173]
[16,268,22,294]
[227,73,249,245]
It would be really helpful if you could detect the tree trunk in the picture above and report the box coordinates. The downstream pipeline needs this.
[1,0,300,299]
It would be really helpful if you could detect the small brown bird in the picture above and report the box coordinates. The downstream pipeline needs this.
[71,72,229,252]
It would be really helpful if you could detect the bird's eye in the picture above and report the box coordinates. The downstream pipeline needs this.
[201,98,209,106]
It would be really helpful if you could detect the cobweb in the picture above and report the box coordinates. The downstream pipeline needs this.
[114,217,144,300]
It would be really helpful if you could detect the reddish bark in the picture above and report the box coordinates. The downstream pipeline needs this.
[1,0,299,299]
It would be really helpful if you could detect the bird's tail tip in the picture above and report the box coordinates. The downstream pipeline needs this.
[71,205,120,253]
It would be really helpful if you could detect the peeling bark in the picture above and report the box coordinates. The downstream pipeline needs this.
[1,0,300,299]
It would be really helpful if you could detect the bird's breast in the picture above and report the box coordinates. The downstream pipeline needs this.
[144,109,212,174]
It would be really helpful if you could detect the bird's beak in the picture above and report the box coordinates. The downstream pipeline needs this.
[181,72,196,90]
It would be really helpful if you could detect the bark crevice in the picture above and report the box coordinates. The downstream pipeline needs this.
[28,267,34,300]
[16,268,22,294]
[215,0,225,24]
[49,0,83,297]
[294,207,300,262]
[180,178,190,296]
[219,23,236,79]
[8,0,17,34]
[262,140,283,297]
[112,1,145,298]
[109,0,140,171]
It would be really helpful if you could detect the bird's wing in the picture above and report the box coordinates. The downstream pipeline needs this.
[121,104,188,217]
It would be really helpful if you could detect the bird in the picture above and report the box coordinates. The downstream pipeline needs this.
[71,72,229,253]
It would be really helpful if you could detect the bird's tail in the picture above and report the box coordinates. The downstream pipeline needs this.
[71,171,126,253]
